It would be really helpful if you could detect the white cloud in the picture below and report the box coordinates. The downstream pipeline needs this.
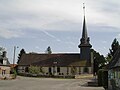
[42,30,61,42]
[0,0,120,39]
[0,29,24,39]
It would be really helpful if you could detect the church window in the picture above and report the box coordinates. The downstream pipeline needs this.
[49,67,51,73]
[67,67,69,75]
[84,67,89,73]
[57,67,60,73]
[25,67,28,72]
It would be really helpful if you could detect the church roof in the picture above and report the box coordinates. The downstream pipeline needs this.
[18,53,91,67]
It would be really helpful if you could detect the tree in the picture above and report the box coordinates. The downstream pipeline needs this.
[91,49,106,75]
[106,38,119,62]
[45,46,52,54]
[109,38,119,56]
[17,49,26,64]
[0,47,5,55]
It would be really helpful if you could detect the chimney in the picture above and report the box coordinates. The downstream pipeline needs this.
[2,51,8,65]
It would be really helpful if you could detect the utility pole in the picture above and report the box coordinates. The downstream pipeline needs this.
[13,46,18,66]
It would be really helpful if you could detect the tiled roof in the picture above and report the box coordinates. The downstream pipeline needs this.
[19,53,62,65]
[19,53,90,66]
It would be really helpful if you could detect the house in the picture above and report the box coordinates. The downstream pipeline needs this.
[108,46,120,90]
[17,7,93,76]
[0,51,11,79]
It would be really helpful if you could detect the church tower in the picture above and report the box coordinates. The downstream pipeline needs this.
[78,4,92,64]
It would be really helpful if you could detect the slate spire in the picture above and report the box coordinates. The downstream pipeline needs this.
[78,3,91,47]
[82,3,87,39]
[78,3,92,62]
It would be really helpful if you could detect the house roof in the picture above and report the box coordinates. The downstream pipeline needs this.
[19,53,90,67]
[108,46,120,69]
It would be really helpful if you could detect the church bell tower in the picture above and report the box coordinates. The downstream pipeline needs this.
[78,4,92,63]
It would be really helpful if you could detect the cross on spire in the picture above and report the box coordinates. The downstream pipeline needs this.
[83,3,85,16]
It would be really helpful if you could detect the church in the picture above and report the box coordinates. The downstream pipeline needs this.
[17,7,93,76]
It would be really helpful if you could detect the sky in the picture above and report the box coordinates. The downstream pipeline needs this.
[0,0,120,63]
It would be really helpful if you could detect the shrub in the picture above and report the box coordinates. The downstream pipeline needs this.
[28,66,44,75]
[97,69,103,86]
[97,69,108,89]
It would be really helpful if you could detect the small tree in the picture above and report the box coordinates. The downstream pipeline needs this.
[45,46,52,54]
[17,49,26,64]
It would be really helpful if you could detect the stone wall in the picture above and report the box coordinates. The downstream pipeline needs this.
[0,66,10,78]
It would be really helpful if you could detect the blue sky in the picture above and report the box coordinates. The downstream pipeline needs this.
[0,0,120,63]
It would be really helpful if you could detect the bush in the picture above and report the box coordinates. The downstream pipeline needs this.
[28,66,44,74]
[97,69,108,89]
[102,70,108,89]
[97,69,103,86]
[10,68,17,78]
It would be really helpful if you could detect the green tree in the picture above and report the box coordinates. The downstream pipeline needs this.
[110,38,119,56]
[45,46,52,54]
[17,49,26,64]
[106,38,119,62]
[92,49,106,75]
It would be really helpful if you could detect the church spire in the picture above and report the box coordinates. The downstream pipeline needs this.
[82,15,88,43]
[81,3,88,44]
[78,3,92,64]
[78,3,92,47]
[82,3,87,40]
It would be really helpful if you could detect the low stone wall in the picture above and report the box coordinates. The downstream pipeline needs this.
[0,74,16,80]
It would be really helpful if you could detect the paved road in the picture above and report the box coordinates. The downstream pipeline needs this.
[0,76,104,90]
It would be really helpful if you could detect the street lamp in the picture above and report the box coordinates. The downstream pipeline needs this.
[13,46,19,66]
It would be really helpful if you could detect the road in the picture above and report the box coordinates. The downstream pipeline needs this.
[0,76,104,90]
